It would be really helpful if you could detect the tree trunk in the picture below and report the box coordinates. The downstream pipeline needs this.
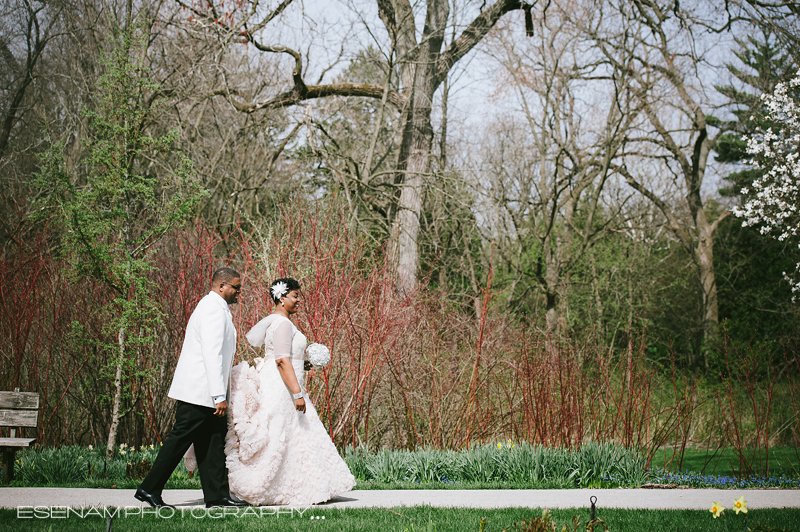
[106,326,125,458]
[696,214,719,357]
[590,258,605,340]
[626,273,634,391]
[544,200,576,334]
[544,243,561,332]
[383,0,529,290]
[688,122,721,356]
[388,60,440,292]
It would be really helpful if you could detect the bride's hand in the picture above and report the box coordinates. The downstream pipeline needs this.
[294,397,306,414]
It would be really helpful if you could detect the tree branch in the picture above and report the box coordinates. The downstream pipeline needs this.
[213,82,405,113]
[377,0,417,56]
[709,210,732,235]
[436,0,534,85]
[612,163,694,255]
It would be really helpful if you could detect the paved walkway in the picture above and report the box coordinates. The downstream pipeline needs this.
[1,488,799,511]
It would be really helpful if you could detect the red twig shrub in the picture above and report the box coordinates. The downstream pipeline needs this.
[2,201,798,457]
[713,332,800,478]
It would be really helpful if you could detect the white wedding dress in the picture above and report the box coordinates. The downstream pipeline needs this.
[224,315,355,505]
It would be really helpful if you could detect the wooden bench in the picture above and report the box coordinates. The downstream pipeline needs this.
[0,390,39,484]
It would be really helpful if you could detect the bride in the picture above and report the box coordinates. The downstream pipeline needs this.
[224,277,355,505]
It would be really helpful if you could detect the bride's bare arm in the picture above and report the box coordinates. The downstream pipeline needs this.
[274,320,306,414]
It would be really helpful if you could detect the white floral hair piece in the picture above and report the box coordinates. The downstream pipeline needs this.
[271,281,289,301]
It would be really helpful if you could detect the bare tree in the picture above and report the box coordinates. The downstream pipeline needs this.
[177,0,545,289]
[737,0,800,59]
[166,33,300,229]
[0,0,61,159]
[582,0,732,356]
[475,1,639,332]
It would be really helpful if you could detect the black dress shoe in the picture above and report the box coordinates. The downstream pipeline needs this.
[205,497,249,508]
[135,487,176,509]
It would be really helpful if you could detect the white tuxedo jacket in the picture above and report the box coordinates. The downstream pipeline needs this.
[168,291,237,408]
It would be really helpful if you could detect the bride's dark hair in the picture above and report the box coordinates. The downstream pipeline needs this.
[270,277,301,303]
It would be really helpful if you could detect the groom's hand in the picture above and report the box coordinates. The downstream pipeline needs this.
[214,400,228,417]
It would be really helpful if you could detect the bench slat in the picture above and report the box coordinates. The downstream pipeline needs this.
[0,437,35,447]
[0,392,39,410]
[0,409,38,427]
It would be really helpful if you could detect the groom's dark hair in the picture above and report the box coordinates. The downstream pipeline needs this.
[212,266,241,284]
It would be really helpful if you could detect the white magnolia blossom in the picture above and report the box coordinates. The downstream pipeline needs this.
[733,70,800,299]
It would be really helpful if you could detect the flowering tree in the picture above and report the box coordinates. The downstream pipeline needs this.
[734,70,800,298]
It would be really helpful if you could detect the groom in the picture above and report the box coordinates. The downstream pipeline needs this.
[135,266,247,508]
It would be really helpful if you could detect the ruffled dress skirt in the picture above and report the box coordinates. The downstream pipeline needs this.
[224,358,355,505]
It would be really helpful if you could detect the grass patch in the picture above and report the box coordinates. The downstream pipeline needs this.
[651,447,800,478]
[645,469,800,489]
[1,507,799,531]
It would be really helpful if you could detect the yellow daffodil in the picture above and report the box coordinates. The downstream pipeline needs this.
[497,443,502,448]
[120,450,126,455]
[733,496,747,514]
[710,502,725,519]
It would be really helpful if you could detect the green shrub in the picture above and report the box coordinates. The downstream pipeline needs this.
[14,440,651,488]
[367,449,410,482]
[344,442,647,487]
[344,447,371,480]
[17,446,89,484]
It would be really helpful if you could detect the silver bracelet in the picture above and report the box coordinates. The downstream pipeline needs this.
[292,391,303,400]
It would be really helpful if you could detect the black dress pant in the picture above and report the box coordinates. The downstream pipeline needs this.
[139,400,229,502]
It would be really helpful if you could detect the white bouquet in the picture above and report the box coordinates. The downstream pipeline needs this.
[305,343,331,368]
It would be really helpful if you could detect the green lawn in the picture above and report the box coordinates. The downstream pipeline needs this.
[650,446,800,478]
[1,507,798,531]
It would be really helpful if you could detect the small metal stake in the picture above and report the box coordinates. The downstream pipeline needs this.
[106,516,113,532]
[590,495,597,521]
